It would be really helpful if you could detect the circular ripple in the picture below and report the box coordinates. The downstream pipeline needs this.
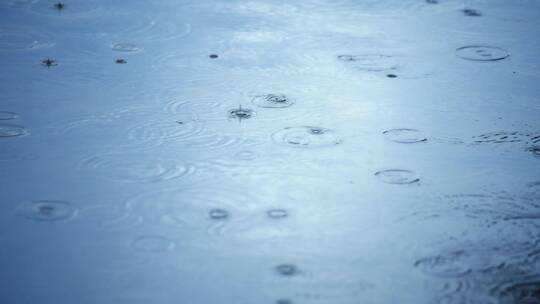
[456,46,510,62]
[0,124,28,138]
[229,107,255,120]
[383,128,427,143]
[17,200,78,222]
[251,94,295,108]
[111,43,139,52]
[337,54,398,71]
[0,111,18,120]
[275,264,299,276]
[209,209,229,220]
[375,169,420,184]
[495,280,540,304]
[415,252,472,278]
[125,185,259,235]
[462,8,482,17]
[80,204,143,231]
[272,126,341,148]
[131,236,175,252]
[0,27,55,51]
[126,119,202,150]
[234,150,258,161]
[79,154,193,183]
[528,146,540,157]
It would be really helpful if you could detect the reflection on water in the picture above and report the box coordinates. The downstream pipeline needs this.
[0,0,539,303]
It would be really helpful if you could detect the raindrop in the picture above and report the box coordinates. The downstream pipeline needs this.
[251,94,295,108]
[462,8,482,17]
[383,128,427,143]
[17,200,78,222]
[53,2,65,10]
[456,46,510,62]
[0,111,18,120]
[375,169,420,184]
[41,57,57,67]
[275,264,299,276]
[131,236,174,252]
[111,43,139,52]
[209,209,229,220]
[228,106,255,120]
[267,209,288,219]
[414,252,472,278]
[0,124,28,138]
[272,126,341,148]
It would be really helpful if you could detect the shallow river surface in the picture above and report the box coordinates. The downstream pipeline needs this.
[1,0,540,303]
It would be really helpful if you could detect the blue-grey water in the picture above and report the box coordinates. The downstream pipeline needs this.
[1,0,540,303]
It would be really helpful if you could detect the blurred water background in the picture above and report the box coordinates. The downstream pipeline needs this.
[1,0,540,303]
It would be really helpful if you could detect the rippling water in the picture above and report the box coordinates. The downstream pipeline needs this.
[1,0,539,303]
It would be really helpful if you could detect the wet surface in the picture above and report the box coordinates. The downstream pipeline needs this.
[0,0,539,303]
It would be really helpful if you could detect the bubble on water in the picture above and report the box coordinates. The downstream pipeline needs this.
[209,209,229,220]
[415,251,472,278]
[0,27,55,51]
[383,128,427,143]
[462,9,482,17]
[0,111,18,120]
[251,94,295,108]
[267,209,288,219]
[337,54,399,71]
[0,124,28,138]
[275,264,299,276]
[456,46,509,62]
[17,200,78,222]
[131,236,175,252]
[229,107,255,120]
[375,169,420,184]
[111,43,139,52]
[272,126,341,148]
[78,153,194,183]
